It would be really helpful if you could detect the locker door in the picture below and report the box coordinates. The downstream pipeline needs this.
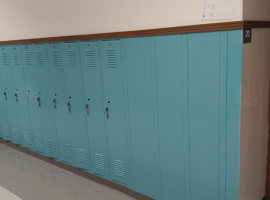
[123,37,160,198]
[188,32,227,200]
[80,41,108,176]
[9,45,24,145]
[21,44,37,150]
[0,46,11,140]
[155,35,188,200]
[11,45,33,148]
[33,44,59,158]
[100,40,129,184]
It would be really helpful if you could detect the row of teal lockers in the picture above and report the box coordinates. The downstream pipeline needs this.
[0,30,242,200]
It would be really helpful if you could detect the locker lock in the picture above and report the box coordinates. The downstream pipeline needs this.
[52,99,57,109]
[14,93,18,102]
[37,97,41,107]
[3,92,7,100]
[67,102,71,112]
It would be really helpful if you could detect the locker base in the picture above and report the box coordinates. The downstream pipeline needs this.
[0,139,153,200]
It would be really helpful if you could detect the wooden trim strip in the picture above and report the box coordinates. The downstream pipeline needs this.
[0,139,153,200]
[0,21,269,45]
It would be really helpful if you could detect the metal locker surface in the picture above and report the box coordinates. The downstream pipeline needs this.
[33,44,59,158]
[100,40,130,185]
[0,46,12,141]
[122,37,160,199]
[80,41,108,177]
[155,35,188,200]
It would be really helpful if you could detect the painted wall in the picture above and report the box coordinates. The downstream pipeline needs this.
[0,0,243,41]
[239,28,270,200]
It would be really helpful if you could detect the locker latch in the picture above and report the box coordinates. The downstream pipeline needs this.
[85,104,89,115]
[3,92,7,100]
[14,93,18,102]
[67,102,71,112]
[105,106,109,119]
[52,99,57,109]
[37,97,41,107]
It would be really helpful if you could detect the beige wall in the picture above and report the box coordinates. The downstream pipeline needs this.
[239,28,270,200]
[0,0,243,41]
[243,0,270,20]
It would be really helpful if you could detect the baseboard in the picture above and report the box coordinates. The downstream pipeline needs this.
[0,139,153,200]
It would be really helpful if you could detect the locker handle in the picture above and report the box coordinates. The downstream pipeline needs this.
[105,106,109,119]
[37,97,41,107]
[52,99,57,109]
[3,92,7,100]
[14,93,18,102]
[67,102,71,112]
[85,104,89,115]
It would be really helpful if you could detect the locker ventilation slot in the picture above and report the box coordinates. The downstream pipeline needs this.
[23,131,31,145]
[94,153,105,170]
[36,51,45,67]
[66,50,76,67]
[34,135,43,150]
[114,159,125,178]
[106,50,117,68]
[47,140,57,155]
[84,50,96,67]
[1,53,9,66]
[24,51,32,66]
[62,143,73,161]
[52,50,61,67]
[76,149,87,164]
[12,53,20,66]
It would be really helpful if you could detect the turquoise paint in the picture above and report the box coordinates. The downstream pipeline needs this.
[0,30,243,200]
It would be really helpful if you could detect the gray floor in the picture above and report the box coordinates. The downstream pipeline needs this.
[0,143,135,200]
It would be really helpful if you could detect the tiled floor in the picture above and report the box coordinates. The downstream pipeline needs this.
[0,143,135,200]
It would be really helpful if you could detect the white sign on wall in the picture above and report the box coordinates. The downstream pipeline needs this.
[202,0,241,20]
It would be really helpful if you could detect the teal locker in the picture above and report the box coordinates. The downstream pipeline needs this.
[21,44,37,150]
[9,45,24,145]
[11,45,33,148]
[123,37,160,198]
[100,40,130,184]
[33,44,59,158]
[0,46,11,140]
[188,31,227,200]
[80,41,108,176]
[155,34,188,200]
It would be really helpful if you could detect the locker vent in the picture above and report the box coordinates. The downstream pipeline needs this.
[76,148,87,164]
[62,143,73,161]
[24,51,32,66]
[12,53,20,66]
[36,51,45,66]
[34,135,43,150]
[1,53,9,66]
[114,159,125,178]
[84,50,96,67]
[106,50,117,68]
[65,50,76,67]
[94,153,105,170]
[23,131,31,145]
[52,50,61,67]
[47,140,57,155]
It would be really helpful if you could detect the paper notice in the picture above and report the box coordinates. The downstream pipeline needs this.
[202,0,241,20]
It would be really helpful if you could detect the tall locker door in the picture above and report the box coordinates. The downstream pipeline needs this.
[47,43,68,162]
[80,41,108,176]
[100,40,130,184]
[21,44,38,150]
[52,42,90,170]
[9,46,24,145]
[123,37,160,198]
[33,44,59,158]
[0,46,11,140]
[188,31,227,200]
[11,45,33,148]
[155,35,188,200]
